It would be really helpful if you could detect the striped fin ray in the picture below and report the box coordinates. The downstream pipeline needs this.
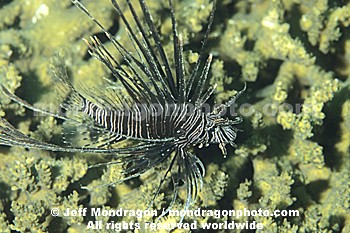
[83,36,165,107]
[179,148,205,221]
[224,82,247,107]
[104,31,169,105]
[168,0,186,103]
[149,148,205,221]
[186,0,217,103]
[83,37,145,105]
[71,0,174,105]
[50,53,86,113]
[0,116,152,154]
[107,34,167,105]
[91,148,205,222]
[154,148,204,220]
[190,54,213,107]
[182,150,205,206]
[129,0,177,97]
[71,0,163,104]
[114,0,177,98]
[85,141,176,188]
[120,142,175,178]
[110,0,175,101]
[76,81,125,111]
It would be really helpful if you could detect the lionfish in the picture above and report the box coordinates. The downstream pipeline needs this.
[0,0,245,217]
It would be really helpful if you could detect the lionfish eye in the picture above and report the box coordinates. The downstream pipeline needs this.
[212,104,227,116]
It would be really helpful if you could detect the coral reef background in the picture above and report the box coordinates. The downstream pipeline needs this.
[0,0,349,232]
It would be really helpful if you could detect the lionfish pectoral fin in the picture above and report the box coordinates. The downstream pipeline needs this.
[82,142,177,195]
[154,149,204,222]
[219,142,228,158]
[171,149,205,222]
[155,164,180,223]
[149,150,178,215]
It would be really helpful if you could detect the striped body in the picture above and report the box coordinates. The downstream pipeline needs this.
[82,99,207,146]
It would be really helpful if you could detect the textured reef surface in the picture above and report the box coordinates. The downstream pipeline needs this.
[0,0,349,232]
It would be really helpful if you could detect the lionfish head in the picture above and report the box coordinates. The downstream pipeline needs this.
[203,81,246,157]
[204,104,242,157]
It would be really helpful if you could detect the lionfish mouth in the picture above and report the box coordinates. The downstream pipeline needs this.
[0,0,245,223]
